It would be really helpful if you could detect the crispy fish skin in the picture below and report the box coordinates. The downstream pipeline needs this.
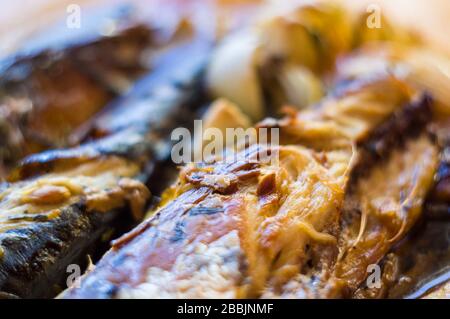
[0,156,149,298]
[327,135,438,297]
[0,23,153,178]
[318,91,439,298]
[331,46,450,298]
[0,38,211,298]
[7,36,210,182]
[321,45,450,299]
[61,69,435,299]
[350,124,450,299]
[267,94,437,299]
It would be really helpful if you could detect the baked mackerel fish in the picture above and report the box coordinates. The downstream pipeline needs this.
[61,61,440,298]
[0,6,155,179]
[349,120,450,299]
[327,46,450,298]
[0,38,211,298]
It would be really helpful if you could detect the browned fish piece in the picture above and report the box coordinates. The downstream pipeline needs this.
[0,14,153,178]
[350,121,450,299]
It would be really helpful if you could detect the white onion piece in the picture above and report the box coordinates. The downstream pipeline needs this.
[278,64,324,109]
[207,31,264,121]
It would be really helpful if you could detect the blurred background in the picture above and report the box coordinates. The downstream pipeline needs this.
[0,0,449,57]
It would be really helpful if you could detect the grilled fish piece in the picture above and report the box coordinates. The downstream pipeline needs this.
[326,134,438,298]
[0,9,154,178]
[0,38,211,298]
[0,156,150,298]
[350,121,450,299]
[322,46,450,299]
[262,85,438,299]
[60,67,436,298]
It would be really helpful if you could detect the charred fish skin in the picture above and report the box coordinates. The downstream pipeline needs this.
[271,90,436,299]
[0,38,212,299]
[324,95,437,298]
[0,7,153,177]
[358,129,450,299]
[84,38,211,148]
[0,3,153,93]
[326,46,450,298]
[349,93,433,185]
[0,203,123,299]
[9,37,212,182]
[0,155,151,299]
